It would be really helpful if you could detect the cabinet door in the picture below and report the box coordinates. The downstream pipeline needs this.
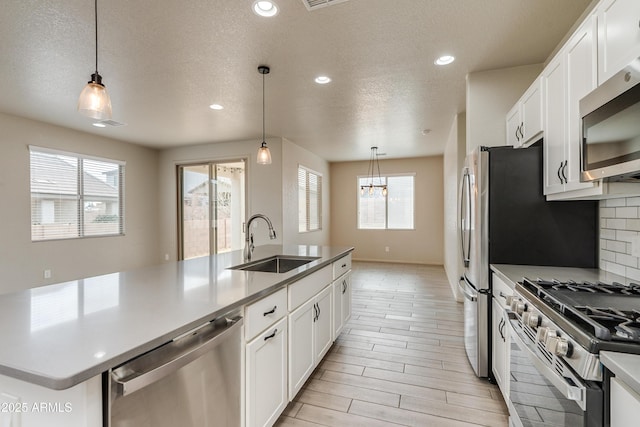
[610,377,640,427]
[491,298,506,396]
[506,104,521,147]
[543,55,567,195]
[598,0,640,84]
[314,285,333,362]
[288,297,315,400]
[333,279,344,340]
[520,78,543,144]
[565,14,598,192]
[341,274,352,326]
[246,318,288,427]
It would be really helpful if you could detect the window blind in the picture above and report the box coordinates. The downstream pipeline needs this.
[298,166,322,232]
[29,146,125,241]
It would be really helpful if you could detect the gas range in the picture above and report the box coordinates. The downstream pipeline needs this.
[511,277,640,381]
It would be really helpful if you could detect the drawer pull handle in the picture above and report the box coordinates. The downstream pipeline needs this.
[342,263,347,268]
[263,306,277,316]
[264,329,277,341]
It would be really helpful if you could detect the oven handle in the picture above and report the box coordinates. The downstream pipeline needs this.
[508,318,586,410]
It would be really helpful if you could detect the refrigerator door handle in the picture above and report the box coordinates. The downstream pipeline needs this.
[460,168,471,267]
[458,277,477,302]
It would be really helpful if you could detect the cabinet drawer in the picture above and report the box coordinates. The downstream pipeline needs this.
[332,254,352,279]
[492,273,514,308]
[245,287,287,341]
[289,266,332,311]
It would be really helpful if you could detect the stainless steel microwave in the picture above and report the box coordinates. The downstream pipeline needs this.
[581,58,640,182]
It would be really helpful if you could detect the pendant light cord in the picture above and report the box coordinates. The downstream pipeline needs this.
[94,0,98,73]
[262,71,265,142]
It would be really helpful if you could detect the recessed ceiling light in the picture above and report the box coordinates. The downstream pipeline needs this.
[253,0,278,17]
[435,55,455,65]
[315,76,332,84]
[92,122,106,128]
[209,104,224,110]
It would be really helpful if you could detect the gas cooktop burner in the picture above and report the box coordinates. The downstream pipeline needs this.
[520,277,640,350]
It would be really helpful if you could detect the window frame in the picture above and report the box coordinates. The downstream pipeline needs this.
[357,172,415,230]
[298,165,323,233]
[29,146,125,241]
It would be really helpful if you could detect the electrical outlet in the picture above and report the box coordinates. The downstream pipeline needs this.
[632,236,640,258]
[164,253,169,261]
[43,269,51,279]
[385,246,390,252]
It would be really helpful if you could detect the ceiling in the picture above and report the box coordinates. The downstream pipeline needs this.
[0,0,593,161]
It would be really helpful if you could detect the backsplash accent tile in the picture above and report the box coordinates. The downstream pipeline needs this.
[600,197,640,279]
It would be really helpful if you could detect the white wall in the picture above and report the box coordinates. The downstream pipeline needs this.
[281,138,330,246]
[330,156,444,264]
[0,113,161,294]
[443,113,466,301]
[466,64,542,154]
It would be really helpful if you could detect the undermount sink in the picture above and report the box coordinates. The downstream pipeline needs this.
[229,255,320,273]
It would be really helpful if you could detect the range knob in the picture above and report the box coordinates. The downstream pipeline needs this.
[537,327,555,343]
[546,335,573,357]
[526,312,541,328]
[505,295,516,306]
[512,301,527,315]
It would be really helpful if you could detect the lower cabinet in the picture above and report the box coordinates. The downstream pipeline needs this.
[610,377,640,427]
[246,317,288,427]
[333,272,351,339]
[492,297,509,399]
[288,284,332,400]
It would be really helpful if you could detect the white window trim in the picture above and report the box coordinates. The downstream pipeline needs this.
[29,145,126,241]
[357,172,416,230]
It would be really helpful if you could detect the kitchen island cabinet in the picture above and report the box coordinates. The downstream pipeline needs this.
[0,244,353,427]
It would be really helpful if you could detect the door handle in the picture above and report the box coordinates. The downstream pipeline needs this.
[264,329,277,341]
[457,277,477,302]
[460,168,471,267]
[561,160,568,183]
[342,279,347,294]
[557,162,564,184]
[313,303,318,322]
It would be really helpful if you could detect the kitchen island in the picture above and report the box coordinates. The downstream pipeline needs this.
[0,244,353,426]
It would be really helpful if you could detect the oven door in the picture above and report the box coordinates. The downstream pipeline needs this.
[507,318,602,427]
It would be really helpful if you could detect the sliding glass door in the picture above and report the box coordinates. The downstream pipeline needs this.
[178,160,246,260]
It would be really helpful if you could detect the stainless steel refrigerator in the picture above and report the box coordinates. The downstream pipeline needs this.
[458,144,598,378]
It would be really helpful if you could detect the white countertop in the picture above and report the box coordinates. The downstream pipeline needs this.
[601,351,640,396]
[0,244,353,390]
[490,264,629,288]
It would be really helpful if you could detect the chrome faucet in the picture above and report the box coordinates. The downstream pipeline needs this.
[244,214,277,260]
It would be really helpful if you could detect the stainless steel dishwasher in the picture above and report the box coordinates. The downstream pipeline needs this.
[106,314,243,427]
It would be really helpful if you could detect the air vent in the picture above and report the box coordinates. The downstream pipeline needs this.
[97,119,126,127]
[301,0,349,11]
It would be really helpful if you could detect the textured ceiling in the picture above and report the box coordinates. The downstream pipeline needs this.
[0,0,593,161]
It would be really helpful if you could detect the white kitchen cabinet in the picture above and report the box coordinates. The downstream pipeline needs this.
[246,317,288,427]
[597,0,640,85]
[505,77,543,148]
[491,274,512,401]
[610,377,640,427]
[332,272,351,340]
[288,284,332,400]
[543,13,601,198]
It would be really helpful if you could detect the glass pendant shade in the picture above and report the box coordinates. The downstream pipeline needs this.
[257,142,272,165]
[78,74,112,120]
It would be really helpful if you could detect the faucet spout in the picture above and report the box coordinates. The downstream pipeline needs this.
[244,214,277,261]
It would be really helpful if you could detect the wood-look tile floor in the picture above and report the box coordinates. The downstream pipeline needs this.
[275,261,509,427]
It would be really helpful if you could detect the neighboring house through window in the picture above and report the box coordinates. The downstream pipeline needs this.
[358,174,415,229]
[29,146,125,241]
[298,165,322,232]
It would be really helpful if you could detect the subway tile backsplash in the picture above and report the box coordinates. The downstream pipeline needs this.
[600,197,640,281]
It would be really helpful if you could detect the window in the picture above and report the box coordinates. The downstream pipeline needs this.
[298,166,322,232]
[30,146,125,241]
[358,174,414,229]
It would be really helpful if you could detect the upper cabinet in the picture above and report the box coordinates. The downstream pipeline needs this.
[506,77,543,148]
[597,0,640,85]
[543,14,600,196]
[508,0,640,200]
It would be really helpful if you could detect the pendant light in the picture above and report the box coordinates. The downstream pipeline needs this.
[77,0,112,120]
[360,147,387,196]
[256,65,272,165]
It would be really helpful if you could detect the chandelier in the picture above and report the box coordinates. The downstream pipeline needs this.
[360,147,387,196]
